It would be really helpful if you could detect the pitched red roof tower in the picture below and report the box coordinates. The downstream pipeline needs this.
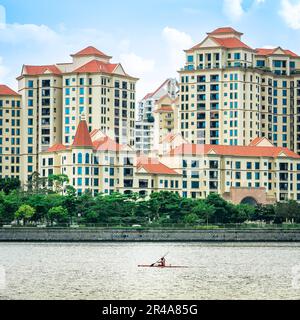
[72,119,94,148]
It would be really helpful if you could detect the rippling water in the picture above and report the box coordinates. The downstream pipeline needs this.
[0,242,300,300]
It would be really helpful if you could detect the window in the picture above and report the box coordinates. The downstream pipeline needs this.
[78,153,83,164]
[187,55,194,62]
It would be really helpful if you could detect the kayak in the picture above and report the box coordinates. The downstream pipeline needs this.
[138,265,188,268]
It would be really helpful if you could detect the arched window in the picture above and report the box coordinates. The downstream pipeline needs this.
[85,153,90,164]
[78,153,82,164]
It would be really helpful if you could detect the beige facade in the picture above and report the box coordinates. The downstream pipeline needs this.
[14,46,137,186]
[135,78,178,154]
[42,117,300,204]
[179,27,300,153]
[0,85,22,179]
[153,95,179,147]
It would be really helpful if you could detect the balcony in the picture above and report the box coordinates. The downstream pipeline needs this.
[209,161,219,169]
[209,171,218,179]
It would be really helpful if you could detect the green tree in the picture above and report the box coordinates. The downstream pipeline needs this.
[275,200,300,224]
[148,192,182,223]
[48,174,70,195]
[47,206,69,225]
[15,204,35,225]
[184,213,199,224]
[26,172,50,194]
[205,193,233,224]
[233,204,255,223]
[191,200,216,225]
[0,178,21,194]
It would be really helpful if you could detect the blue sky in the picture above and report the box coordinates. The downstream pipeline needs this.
[0,0,300,99]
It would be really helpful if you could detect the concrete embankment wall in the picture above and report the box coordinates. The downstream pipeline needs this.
[0,228,300,242]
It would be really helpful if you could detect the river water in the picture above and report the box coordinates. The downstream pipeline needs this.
[0,242,299,300]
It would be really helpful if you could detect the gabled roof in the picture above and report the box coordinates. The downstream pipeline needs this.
[72,120,94,148]
[207,27,243,36]
[73,59,118,74]
[47,143,67,152]
[256,48,299,57]
[93,136,123,152]
[140,78,177,102]
[155,105,173,113]
[0,85,20,96]
[188,35,252,51]
[211,37,252,49]
[137,157,180,175]
[168,144,300,159]
[72,46,111,58]
[142,92,154,100]
[23,65,62,76]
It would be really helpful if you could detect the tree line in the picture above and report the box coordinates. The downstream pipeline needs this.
[0,177,300,226]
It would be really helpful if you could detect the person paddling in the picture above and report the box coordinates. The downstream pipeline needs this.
[158,257,166,267]
[150,254,168,267]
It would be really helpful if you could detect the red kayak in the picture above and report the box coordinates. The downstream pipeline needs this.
[138,265,188,268]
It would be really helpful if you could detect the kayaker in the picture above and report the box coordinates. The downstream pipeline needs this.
[158,257,166,267]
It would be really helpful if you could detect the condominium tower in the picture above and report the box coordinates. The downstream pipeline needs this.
[135,78,179,154]
[16,46,137,184]
[179,27,300,153]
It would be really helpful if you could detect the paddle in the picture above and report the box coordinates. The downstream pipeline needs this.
[150,252,169,267]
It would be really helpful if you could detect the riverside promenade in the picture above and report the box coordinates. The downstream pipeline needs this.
[1,227,300,242]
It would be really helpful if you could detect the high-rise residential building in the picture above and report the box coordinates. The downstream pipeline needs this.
[0,85,22,179]
[17,65,63,183]
[58,47,137,147]
[135,78,178,154]
[179,27,300,152]
[15,46,137,185]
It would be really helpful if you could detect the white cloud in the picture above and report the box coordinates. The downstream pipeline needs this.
[162,26,193,71]
[0,5,5,29]
[279,0,300,29]
[0,56,9,83]
[119,52,155,76]
[223,0,244,20]
[0,23,59,44]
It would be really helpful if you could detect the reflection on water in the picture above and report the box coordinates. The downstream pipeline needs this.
[0,242,300,300]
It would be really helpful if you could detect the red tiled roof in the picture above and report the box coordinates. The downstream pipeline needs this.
[162,133,177,143]
[142,92,154,100]
[73,60,118,74]
[208,27,243,35]
[93,136,123,152]
[47,143,67,152]
[24,65,62,76]
[141,79,176,101]
[256,48,299,57]
[168,144,300,159]
[248,137,264,146]
[0,85,20,96]
[72,120,94,148]
[155,105,173,113]
[72,46,110,58]
[212,37,252,49]
[137,158,180,175]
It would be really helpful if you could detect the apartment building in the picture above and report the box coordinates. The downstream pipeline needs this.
[179,27,300,152]
[0,85,22,179]
[42,117,300,204]
[135,78,178,154]
[41,117,181,196]
[15,46,137,185]
[161,137,300,203]
[17,66,63,183]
